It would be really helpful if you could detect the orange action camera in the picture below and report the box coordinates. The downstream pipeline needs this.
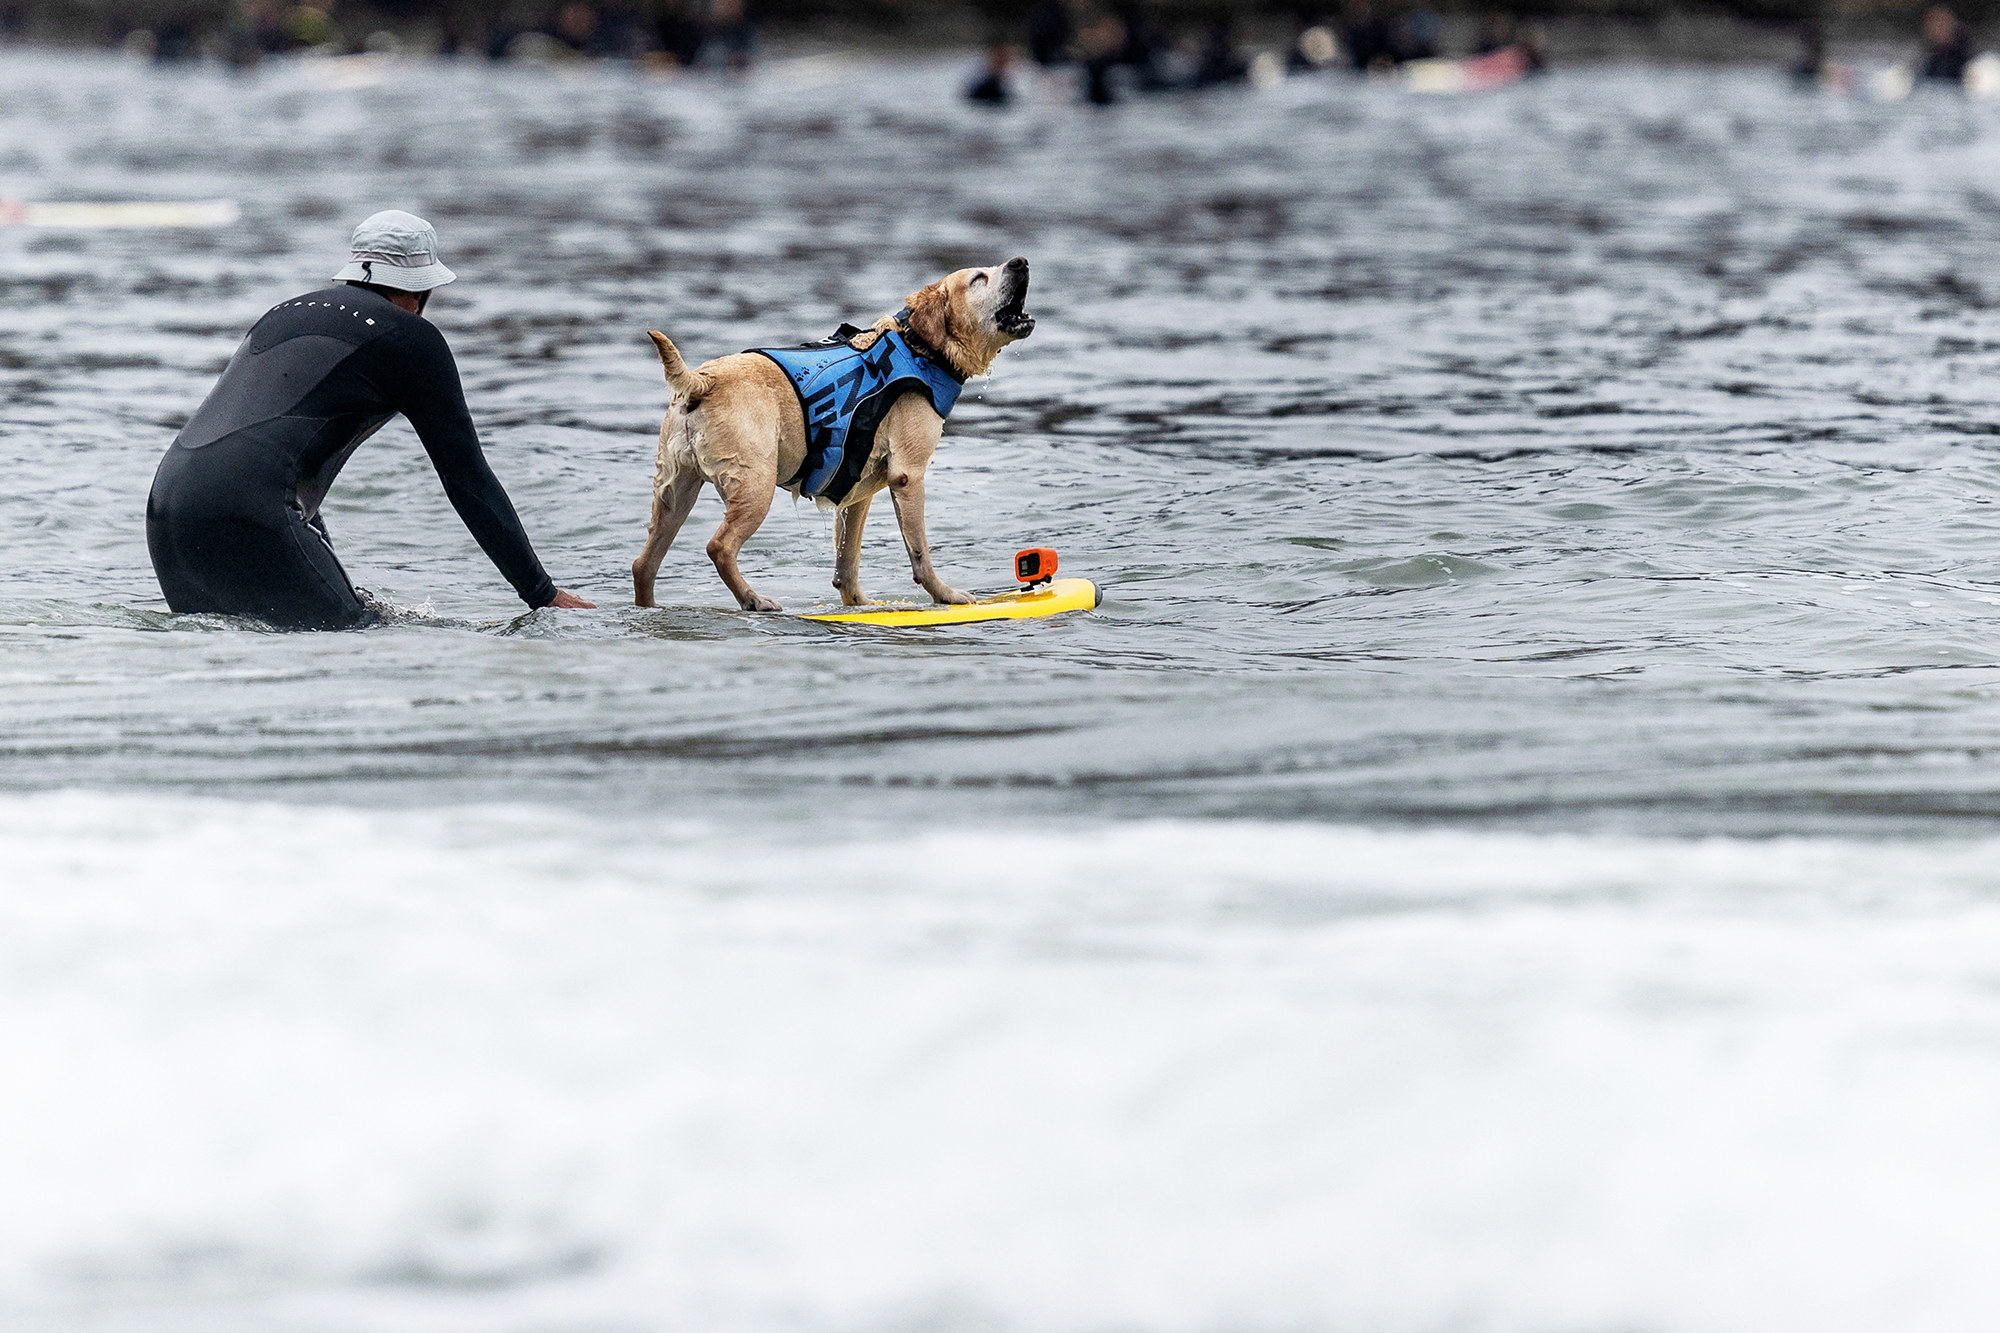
[1015,548,1058,585]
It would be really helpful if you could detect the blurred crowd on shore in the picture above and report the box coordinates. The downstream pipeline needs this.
[0,0,1558,99]
[4,0,1989,108]
[963,0,1544,105]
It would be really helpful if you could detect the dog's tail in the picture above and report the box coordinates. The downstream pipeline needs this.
[648,330,713,404]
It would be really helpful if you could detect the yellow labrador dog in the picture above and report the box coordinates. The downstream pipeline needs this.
[634,258,1035,611]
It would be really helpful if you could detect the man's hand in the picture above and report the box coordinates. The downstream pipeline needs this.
[548,589,595,609]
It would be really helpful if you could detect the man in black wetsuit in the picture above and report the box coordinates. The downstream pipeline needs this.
[146,210,594,629]
[1919,5,1974,84]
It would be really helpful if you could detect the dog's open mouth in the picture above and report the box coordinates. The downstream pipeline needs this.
[996,266,1035,338]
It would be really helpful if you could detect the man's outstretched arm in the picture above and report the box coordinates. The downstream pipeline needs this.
[381,321,592,609]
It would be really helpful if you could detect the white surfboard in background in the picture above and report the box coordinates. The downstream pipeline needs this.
[0,199,240,228]
[1403,46,1531,95]
[1965,51,2000,98]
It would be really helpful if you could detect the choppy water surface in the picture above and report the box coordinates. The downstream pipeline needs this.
[10,49,2000,1332]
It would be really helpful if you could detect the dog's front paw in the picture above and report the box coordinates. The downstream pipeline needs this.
[746,594,784,612]
[933,586,975,606]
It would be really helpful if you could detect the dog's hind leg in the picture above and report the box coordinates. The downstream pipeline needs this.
[832,493,872,606]
[633,409,706,608]
[705,478,782,612]
[632,469,703,608]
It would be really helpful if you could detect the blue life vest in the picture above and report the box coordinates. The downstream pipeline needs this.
[750,326,965,505]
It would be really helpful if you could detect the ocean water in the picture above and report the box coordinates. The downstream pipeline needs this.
[7,46,2000,1331]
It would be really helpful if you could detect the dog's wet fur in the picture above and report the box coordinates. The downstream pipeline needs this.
[635,258,1035,612]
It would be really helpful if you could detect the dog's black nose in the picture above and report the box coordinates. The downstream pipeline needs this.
[1006,256,1028,272]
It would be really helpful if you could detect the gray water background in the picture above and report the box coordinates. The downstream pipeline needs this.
[8,51,2000,833]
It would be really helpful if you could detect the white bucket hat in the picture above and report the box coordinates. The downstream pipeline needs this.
[332,209,457,292]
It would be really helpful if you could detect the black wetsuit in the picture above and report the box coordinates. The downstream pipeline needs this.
[146,285,556,629]
[1922,33,1973,84]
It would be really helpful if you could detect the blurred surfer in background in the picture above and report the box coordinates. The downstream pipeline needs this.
[1079,10,1124,104]
[1027,0,1073,66]
[1343,0,1397,71]
[1789,19,1826,86]
[1193,16,1250,86]
[1920,5,1973,83]
[966,42,1018,104]
[145,210,594,629]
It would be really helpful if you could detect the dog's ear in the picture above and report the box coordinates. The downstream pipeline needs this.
[905,281,951,355]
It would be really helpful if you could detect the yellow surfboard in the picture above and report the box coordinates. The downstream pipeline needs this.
[800,577,1100,626]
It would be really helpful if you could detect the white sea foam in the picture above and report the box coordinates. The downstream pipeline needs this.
[4,791,2000,1331]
